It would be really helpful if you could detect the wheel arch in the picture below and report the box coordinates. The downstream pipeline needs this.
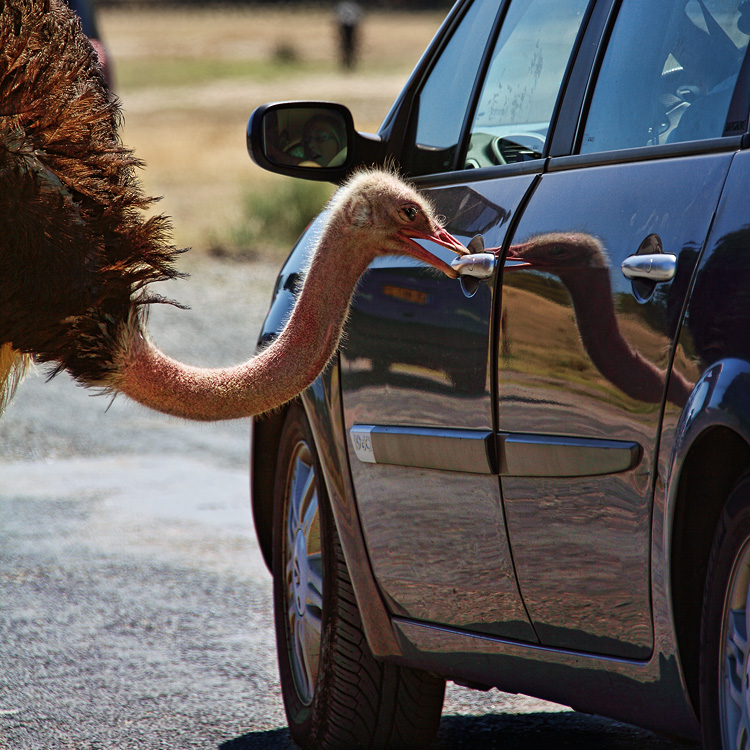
[250,407,289,572]
[669,360,750,713]
[248,379,339,574]
[251,366,406,663]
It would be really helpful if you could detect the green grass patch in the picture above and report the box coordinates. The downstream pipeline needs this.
[221,177,335,260]
[116,57,331,91]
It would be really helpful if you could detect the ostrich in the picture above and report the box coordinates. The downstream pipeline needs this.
[506,232,691,407]
[0,0,466,419]
[108,170,466,421]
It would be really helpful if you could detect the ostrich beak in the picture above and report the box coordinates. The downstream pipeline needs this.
[401,226,468,279]
[503,244,533,270]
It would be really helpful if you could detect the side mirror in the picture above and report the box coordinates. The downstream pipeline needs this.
[247,102,355,182]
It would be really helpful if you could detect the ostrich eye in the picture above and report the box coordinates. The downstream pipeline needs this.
[402,205,419,221]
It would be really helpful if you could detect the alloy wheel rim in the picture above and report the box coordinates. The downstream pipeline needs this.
[283,440,323,706]
[720,538,750,749]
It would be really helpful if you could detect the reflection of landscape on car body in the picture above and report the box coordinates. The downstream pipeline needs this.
[354,465,535,641]
[341,181,519,409]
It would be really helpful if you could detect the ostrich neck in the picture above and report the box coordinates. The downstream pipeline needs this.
[561,268,675,404]
[116,232,373,421]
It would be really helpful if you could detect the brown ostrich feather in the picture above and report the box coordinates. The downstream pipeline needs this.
[0,0,182,399]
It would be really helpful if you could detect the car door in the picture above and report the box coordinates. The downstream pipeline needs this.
[496,0,750,659]
[341,0,591,641]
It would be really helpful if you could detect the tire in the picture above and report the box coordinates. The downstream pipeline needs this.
[700,473,750,749]
[272,402,446,750]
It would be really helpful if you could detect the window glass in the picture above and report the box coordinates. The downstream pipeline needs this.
[464,0,589,169]
[405,0,500,175]
[581,0,750,154]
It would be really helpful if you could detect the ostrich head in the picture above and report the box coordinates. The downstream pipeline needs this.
[324,169,467,277]
[506,232,609,275]
[507,232,608,267]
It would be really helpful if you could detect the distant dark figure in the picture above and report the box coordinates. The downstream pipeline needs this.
[335,2,361,70]
[66,0,112,88]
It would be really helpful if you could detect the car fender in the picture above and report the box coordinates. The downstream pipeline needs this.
[299,366,403,659]
[249,217,403,659]
[665,358,750,536]
[249,220,323,572]
[674,360,750,455]
[663,359,750,548]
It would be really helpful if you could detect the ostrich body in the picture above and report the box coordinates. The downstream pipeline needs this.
[1,0,180,405]
[0,0,466,419]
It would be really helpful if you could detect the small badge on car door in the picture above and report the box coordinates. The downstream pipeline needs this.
[350,426,376,463]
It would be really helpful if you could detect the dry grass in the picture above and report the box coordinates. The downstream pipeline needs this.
[98,6,445,254]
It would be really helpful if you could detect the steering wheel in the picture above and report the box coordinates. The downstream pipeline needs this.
[490,132,546,165]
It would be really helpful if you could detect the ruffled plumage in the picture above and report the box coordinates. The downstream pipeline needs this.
[0,0,181,398]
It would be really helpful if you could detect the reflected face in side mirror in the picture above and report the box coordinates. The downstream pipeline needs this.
[263,108,348,169]
[302,116,344,165]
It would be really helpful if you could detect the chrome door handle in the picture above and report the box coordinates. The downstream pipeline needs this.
[452,235,496,297]
[621,253,677,282]
[451,252,496,279]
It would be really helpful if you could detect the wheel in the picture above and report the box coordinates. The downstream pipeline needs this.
[272,402,446,750]
[700,473,750,749]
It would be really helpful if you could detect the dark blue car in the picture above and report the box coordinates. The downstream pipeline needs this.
[246,1,750,747]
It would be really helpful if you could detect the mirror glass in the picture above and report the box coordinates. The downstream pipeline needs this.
[263,107,349,169]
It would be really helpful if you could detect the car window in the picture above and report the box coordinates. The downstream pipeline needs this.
[404,0,500,175]
[581,0,750,154]
[464,0,589,169]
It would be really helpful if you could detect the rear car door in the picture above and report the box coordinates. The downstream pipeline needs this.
[497,0,750,658]
[341,0,590,640]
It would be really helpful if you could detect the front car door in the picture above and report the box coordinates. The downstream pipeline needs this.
[341,0,590,640]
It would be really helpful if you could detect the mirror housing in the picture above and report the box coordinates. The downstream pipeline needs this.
[247,101,383,183]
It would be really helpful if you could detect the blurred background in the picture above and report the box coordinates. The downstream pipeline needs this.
[84,1,448,264]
